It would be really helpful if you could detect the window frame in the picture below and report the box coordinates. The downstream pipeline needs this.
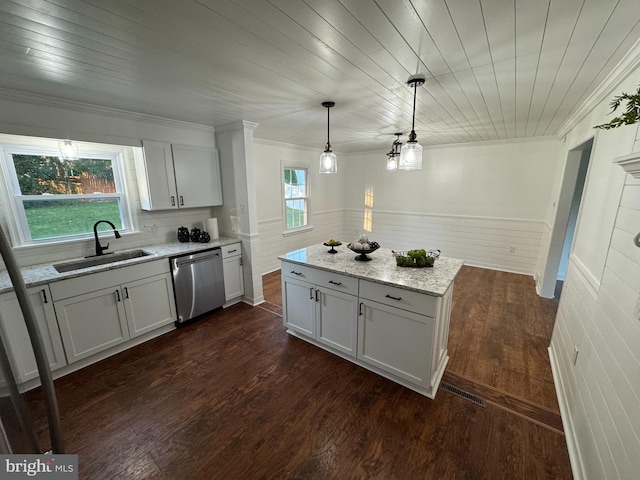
[281,159,313,236]
[0,143,133,246]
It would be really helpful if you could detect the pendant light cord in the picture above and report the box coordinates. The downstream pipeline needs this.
[327,104,331,147]
[411,81,417,134]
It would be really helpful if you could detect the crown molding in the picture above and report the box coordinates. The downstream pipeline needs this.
[614,151,640,179]
[0,87,215,133]
[215,120,260,134]
[557,37,640,138]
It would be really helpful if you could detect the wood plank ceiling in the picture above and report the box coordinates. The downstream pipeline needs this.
[0,0,639,152]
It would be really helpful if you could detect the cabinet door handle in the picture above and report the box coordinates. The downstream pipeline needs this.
[115,289,121,302]
[315,289,319,302]
[309,287,314,300]
[124,287,129,299]
[170,196,176,206]
[240,257,243,266]
[328,280,342,286]
[40,289,48,304]
[179,196,184,206]
[291,270,303,276]
[228,249,237,253]
[385,294,402,301]
[359,302,363,316]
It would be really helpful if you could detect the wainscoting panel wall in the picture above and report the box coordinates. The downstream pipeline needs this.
[550,162,640,479]
[343,209,544,275]
[257,209,345,275]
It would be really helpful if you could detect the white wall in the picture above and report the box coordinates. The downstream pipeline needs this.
[548,63,640,479]
[253,139,345,274]
[342,138,562,274]
[0,95,218,268]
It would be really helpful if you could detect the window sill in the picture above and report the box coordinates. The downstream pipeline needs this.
[282,225,314,237]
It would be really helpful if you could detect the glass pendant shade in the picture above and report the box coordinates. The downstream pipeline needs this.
[319,101,337,174]
[386,156,398,170]
[58,139,79,160]
[319,149,337,173]
[398,141,423,170]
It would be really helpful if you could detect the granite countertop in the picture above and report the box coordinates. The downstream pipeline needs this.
[0,236,240,294]
[278,244,464,297]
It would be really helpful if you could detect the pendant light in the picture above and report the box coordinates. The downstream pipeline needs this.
[58,139,79,160]
[399,74,425,170]
[386,133,403,170]
[319,101,337,174]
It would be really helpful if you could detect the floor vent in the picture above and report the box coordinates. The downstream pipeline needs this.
[440,382,486,406]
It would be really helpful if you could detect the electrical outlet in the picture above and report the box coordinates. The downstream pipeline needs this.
[572,346,579,366]
[143,225,157,235]
[509,246,516,254]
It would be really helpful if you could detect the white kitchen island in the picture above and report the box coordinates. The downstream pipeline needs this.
[279,244,464,399]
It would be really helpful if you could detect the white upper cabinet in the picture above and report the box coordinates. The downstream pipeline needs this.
[136,140,223,210]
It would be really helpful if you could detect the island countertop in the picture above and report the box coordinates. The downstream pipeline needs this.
[279,244,464,297]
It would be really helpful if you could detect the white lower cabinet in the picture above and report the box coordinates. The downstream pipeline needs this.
[0,286,66,383]
[54,287,129,363]
[358,299,433,388]
[282,265,358,357]
[123,273,176,338]
[222,243,244,303]
[50,260,176,364]
[281,261,454,398]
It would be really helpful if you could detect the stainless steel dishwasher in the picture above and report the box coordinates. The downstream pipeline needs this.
[170,248,225,324]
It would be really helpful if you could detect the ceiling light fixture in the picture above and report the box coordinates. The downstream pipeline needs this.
[399,74,426,170]
[58,139,79,160]
[386,132,403,171]
[319,101,337,174]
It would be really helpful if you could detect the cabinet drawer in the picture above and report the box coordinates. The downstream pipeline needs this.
[221,242,242,258]
[281,262,316,282]
[359,280,437,317]
[313,269,358,295]
[50,259,169,301]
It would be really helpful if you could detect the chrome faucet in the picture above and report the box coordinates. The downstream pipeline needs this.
[93,220,121,256]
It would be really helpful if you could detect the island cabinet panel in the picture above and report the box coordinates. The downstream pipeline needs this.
[282,276,316,337]
[281,262,358,357]
[279,246,462,398]
[316,287,358,356]
[358,299,434,387]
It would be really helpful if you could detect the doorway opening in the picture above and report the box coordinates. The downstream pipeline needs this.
[539,138,593,299]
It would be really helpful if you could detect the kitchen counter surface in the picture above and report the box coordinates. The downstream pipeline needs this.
[0,236,239,294]
[279,243,464,296]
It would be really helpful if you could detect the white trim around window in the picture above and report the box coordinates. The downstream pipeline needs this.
[281,159,313,236]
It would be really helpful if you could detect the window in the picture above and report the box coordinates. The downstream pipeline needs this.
[283,164,310,232]
[1,144,131,245]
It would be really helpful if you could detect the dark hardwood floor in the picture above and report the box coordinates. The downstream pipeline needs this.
[26,266,572,479]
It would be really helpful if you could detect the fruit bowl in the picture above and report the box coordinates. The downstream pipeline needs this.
[347,243,379,261]
[323,240,342,254]
[392,249,440,268]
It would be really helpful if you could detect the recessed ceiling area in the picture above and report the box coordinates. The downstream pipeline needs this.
[0,0,639,152]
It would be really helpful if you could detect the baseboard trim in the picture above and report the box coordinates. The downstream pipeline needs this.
[548,344,585,480]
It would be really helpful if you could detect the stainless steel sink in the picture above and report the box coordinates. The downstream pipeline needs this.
[53,250,151,273]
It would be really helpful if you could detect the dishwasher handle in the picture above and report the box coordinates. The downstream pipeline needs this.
[173,250,221,268]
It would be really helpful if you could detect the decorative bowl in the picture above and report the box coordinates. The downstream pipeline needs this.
[347,243,379,261]
[323,241,342,254]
